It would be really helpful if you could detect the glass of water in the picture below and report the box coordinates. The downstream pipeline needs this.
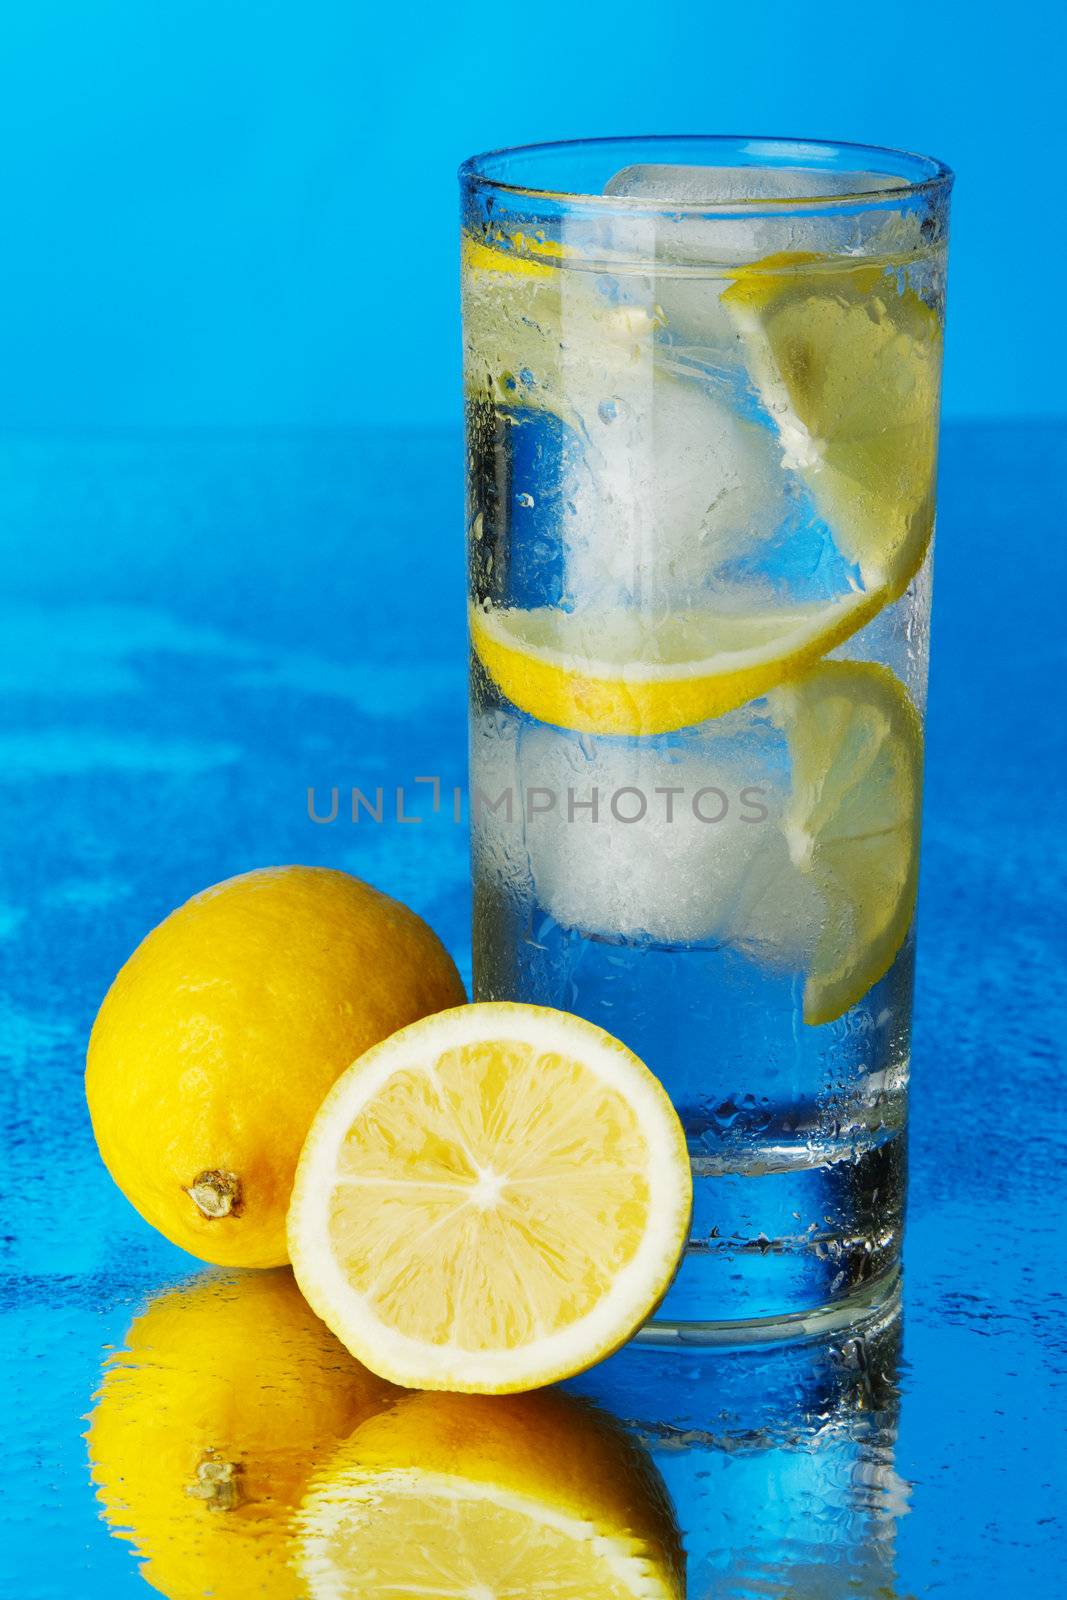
[461,136,951,1337]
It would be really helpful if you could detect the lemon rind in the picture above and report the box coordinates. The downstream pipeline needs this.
[470,586,889,738]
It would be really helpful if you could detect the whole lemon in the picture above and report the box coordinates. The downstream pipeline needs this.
[87,1268,397,1600]
[86,866,466,1266]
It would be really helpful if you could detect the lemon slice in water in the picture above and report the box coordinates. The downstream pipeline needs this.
[461,229,562,279]
[469,251,940,738]
[770,658,923,1025]
[471,593,882,737]
[722,251,942,594]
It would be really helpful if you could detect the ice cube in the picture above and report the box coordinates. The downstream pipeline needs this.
[520,725,769,944]
[604,164,898,205]
[471,709,823,964]
[527,717,795,945]
[602,162,918,280]
[561,363,790,609]
[466,247,792,610]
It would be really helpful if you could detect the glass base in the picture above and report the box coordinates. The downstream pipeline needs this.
[639,1133,905,1345]
[639,1264,902,1348]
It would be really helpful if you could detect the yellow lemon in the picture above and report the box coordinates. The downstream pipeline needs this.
[722,251,942,594]
[461,229,561,280]
[770,659,924,1025]
[298,1387,685,1599]
[288,1002,692,1393]
[86,866,467,1266]
[86,1269,397,1600]
[470,591,879,738]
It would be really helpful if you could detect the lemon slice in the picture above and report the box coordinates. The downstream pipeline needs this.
[770,659,923,1026]
[461,229,562,279]
[471,592,884,737]
[299,1389,684,1600]
[287,1002,692,1394]
[722,252,942,596]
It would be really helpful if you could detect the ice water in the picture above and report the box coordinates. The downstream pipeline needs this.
[462,156,947,1330]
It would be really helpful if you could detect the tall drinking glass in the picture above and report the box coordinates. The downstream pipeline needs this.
[461,136,951,1337]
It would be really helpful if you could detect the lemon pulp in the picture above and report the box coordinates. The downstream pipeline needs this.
[287,1002,692,1393]
[770,659,924,1025]
[722,251,942,593]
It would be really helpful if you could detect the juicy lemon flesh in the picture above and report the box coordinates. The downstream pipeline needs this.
[329,1039,651,1349]
[722,252,942,591]
[301,1478,675,1600]
[288,1004,693,1392]
[772,660,923,1025]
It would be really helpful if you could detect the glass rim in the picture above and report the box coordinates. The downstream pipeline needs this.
[459,133,953,214]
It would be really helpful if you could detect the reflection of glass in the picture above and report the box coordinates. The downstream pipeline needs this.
[87,1270,683,1599]
[573,1284,907,1597]
[462,136,951,1335]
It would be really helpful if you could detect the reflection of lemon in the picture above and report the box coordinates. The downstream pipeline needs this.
[299,1388,684,1600]
[86,867,467,1267]
[471,592,880,737]
[723,251,941,594]
[288,1002,692,1394]
[86,1270,396,1600]
[770,660,923,1025]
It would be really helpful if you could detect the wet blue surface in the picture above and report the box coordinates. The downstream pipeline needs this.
[2,422,1065,1595]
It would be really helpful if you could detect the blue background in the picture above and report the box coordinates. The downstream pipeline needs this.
[1,0,1064,428]
[2,7,1066,1595]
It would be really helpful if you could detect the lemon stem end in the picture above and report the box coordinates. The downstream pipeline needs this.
[185,1170,241,1220]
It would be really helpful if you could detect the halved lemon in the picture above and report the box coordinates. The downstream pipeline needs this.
[769,658,923,1026]
[298,1389,684,1600]
[722,251,942,595]
[470,591,883,737]
[287,1003,692,1394]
